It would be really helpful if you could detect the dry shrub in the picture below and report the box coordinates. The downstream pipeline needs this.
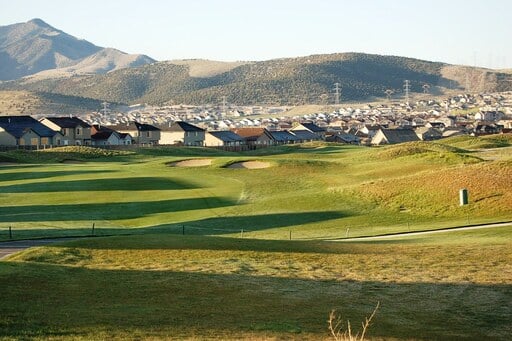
[328,302,380,341]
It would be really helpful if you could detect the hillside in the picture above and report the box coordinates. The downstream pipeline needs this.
[0,90,106,116]
[3,52,512,105]
[0,19,155,81]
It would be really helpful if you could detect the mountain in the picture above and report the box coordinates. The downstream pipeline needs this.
[0,19,155,81]
[3,52,512,105]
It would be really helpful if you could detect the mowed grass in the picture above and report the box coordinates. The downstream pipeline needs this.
[2,227,511,340]
[0,141,511,240]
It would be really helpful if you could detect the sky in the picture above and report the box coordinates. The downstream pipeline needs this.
[1,0,512,68]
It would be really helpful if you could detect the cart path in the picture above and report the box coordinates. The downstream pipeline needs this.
[0,238,79,260]
[328,221,512,242]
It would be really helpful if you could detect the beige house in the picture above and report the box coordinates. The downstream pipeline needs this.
[0,115,59,147]
[40,117,92,146]
[159,121,205,146]
[109,122,160,145]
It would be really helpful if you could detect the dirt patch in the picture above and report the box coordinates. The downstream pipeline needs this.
[169,159,212,167]
[227,161,271,169]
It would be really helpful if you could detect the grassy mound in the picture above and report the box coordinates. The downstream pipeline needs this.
[2,146,134,163]
[439,134,512,149]
[375,141,480,164]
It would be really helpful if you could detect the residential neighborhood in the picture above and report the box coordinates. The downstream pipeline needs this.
[1,91,512,149]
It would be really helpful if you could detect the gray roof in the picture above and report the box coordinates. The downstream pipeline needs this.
[299,122,325,133]
[44,117,90,128]
[164,121,204,132]
[269,130,299,142]
[208,131,244,142]
[0,116,56,138]
[380,128,420,144]
[290,130,320,140]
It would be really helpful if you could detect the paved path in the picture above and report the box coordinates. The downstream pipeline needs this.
[329,222,512,242]
[0,238,78,260]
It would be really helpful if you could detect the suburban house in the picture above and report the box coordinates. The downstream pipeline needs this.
[109,122,160,145]
[0,115,59,147]
[269,130,299,144]
[371,128,421,145]
[325,132,361,144]
[414,127,443,141]
[91,125,132,146]
[290,129,321,143]
[204,131,245,147]
[40,116,92,146]
[291,122,326,140]
[160,121,205,146]
[231,128,274,146]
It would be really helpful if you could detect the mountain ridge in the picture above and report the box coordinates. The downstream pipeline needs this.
[0,19,155,81]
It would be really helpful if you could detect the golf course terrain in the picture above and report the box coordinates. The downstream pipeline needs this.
[1,135,511,340]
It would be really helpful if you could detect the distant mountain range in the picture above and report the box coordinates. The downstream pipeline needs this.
[1,19,511,107]
[0,18,155,80]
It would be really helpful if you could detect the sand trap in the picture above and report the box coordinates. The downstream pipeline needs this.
[169,159,212,167]
[227,161,271,169]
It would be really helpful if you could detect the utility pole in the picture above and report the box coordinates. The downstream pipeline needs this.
[403,80,411,106]
[333,82,341,105]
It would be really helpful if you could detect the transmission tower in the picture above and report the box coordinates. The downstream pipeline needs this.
[403,80,411,106]
[221,96,227,114]
[100,101,111,115]
[422,84,430,94]
[333,82,341,105]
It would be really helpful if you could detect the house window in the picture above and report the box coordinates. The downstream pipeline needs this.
[194,132,198,136]
[76,128,81,136]
[41,138,49,145]
[31,138,39,146]
[146,131,151,137]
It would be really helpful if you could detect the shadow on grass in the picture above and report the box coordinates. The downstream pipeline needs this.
[151,211,349,235]
[0,196,235,222]
[0,170,117,183]
[0,176,200,193]
[0,261,510,340]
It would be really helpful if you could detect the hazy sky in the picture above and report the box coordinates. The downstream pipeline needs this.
[2,0,511,68]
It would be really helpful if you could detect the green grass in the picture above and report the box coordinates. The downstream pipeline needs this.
[2,228,511,340]
[1,140,512,339]
[1,142,511,241]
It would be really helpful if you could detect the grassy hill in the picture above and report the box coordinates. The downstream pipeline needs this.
[3,53,512,105]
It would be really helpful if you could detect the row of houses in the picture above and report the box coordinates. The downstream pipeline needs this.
[2,114,508,149]
[0,115,329,148]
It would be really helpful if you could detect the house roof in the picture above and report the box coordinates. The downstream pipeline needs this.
[231,128,271,141]
[163,121,204,132]
[379,128,420,144]
[0,115,56,138]
[44,117,91,128]
[290,130,320,140]
[135,122,160,132]
[91,131,117,141]
[298,122,326,133]
[269,130,299,142]
[208,131,244,142]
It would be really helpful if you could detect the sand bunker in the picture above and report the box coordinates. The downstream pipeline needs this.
[227,161,271,169]
[169,159,212,167]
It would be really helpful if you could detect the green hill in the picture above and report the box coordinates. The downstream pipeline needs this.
[3,53,511,105]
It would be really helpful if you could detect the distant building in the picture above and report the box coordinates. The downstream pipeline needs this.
[291,122,326,140]
[40,116,92,146]
[109,122,160,145]
[160,121,205,146]
[0,115,58,147]
[204,131,244,147]
[371,128,420,145]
